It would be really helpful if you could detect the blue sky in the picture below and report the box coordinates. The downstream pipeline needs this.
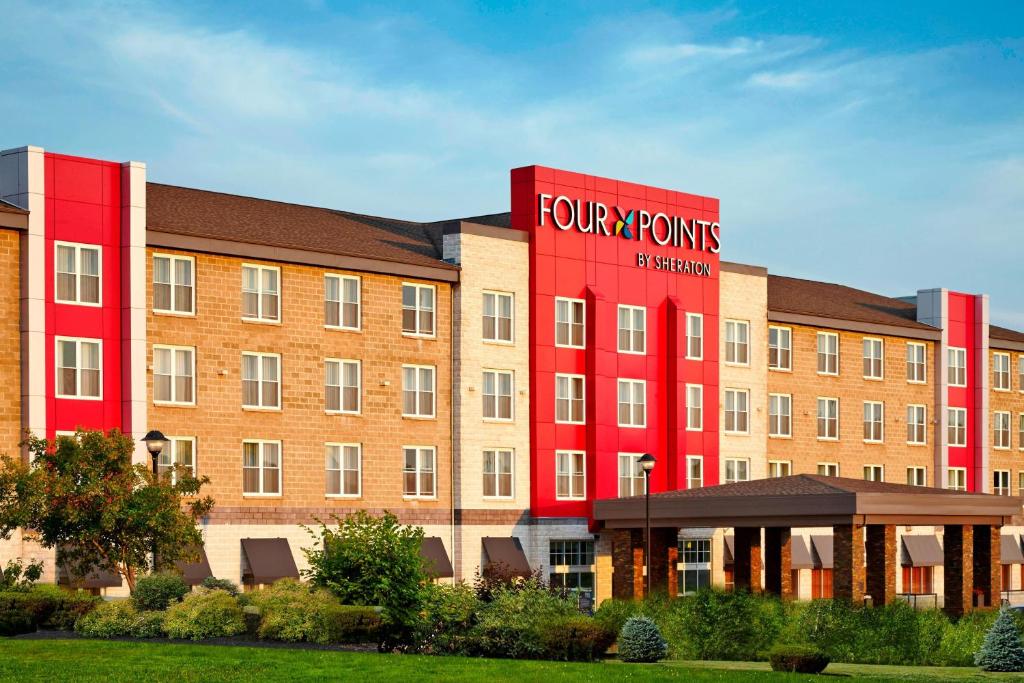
[3,1,1023,326]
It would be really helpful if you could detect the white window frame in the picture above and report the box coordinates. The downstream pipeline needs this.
[617,378,647,428]
[948,407,967,447]
[482,291,514,344]
[324,273,361,331]
[55,337,103,400]
[907,404,927,445]
[769,393,792,438]
[947,467,967,491]
[863,401,884,444]
[686,455,704,489]
[862,337,884,380]
[863,464,884,482]
[818,462,839,477]
[724,457,750,484]
[617,453,647,497]
[768,460,792,478]
[482,369,515,422]
[817,397,839,441]
[906,342,927,384]
[993,352,1011,391]
[948,347,967,387]
[241,263,281,323]
[724,319,750,366]
[482,448,515,499]
[242,439,282,497]
[158,436,196,484]
[906,466,927,487]
[325,358,361,415]
[401,364,436,419]
[617,304,646,355]
[325,442,361,498]
[686,313,703,360]
[555,374,585,425]
[402,445,437,499]
[994,411,1012,450]
[555,450,586,500]
[817,332,839,376]
[152,344,196,406]
[768,325,792,371]
[993,469,1011,496]
[686,384,703,431]
[724,388,750,435]
[241,352,281,410]
[554,297,586,349]
[1020,413,1024,451]
[1019,356,1024,394]
[401,282,437,338]
[54,241,102,307]
[152,253,195,316]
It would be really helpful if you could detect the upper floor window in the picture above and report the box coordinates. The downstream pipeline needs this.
[242,352,280,410]
[863,464,884,482]
[555,374,585,424]
[993,352,1011,391]
[686,384,703,431]
[906,466,927,487]
[947,407,967,446]
[994,411,1011,450]
[55,242,100,306]
[1019,357,1024,393]
[483,291,514,343]
[1020,413,1024,451]
[768,326,792,371]
[325,359,360,414]
[618,453,646,497]
[326,443,361,497]
[947,347,966,387]
[686,313,703,360]
[994,470,1011,496]
[906,342,926,383]
[617,379,646,428]
[817,397,839,440]
[403,446,436,498]
[56,338,101,399]
[483,449,514,498]
[402,365,435,418]
[769,393,792,438]
[724,458,749,484]
[325,274,360,330]
[549,539,594,567]
[617,305,646,354]
[863,401,884,443]
[555,297,585,348]
[907,405,927,445]
[242,440,281,496]
[686,455,704,489]
[724,388,750,434]
[153,254,194,315]
[768,460,792,478]
[402,283,435,337]
[817,332,839,375]
[242,264,280,322]
[818,462,839,477]
[947,467,967,491]
[724,320,749,365]
[555,451,586,500]
[153,345,195,405]
[158,436,195,483]
[482,369,514,421]
[862,338,884,380]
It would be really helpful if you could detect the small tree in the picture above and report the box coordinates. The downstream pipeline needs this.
[0,430,214,592]
[974,606,1024,672]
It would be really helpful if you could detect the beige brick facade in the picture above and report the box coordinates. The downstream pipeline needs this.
[988,347,1024,496]
[0,228,20,455]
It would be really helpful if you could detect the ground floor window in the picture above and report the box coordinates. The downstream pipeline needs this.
[901,566,933,594]
[811,568,833,599]
[724,566,734,592]
[549,570,595,596]
[549,540,595,598]
[678,538,711,595]
[1002,564,1011,592]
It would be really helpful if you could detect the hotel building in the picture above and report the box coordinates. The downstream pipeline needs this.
[0,145,1021,604]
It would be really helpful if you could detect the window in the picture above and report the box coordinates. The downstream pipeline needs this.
[241,264,280,322]
[401,283,436,336]
[56,338,101,399]
[686,455,704,489]
[549,541,595,597]
[1020,414,1024,451]
[907,466,927,487]
[158,437,195,483]
[724,389,749,434]
[555,374,585,424]
[678,539,711,595]
[947,467,967,491]
[811,568,833,599]
[724,458,749,484]
[902,566,933,595]
[402,365,436,418]
[482,370,514,421]
[555,297,585,348]
[483,449,514,498]
[617,379,646,428]
[325,359,360,414]
[817,397,839,440]
[153,254,194,314]
[725,320,749,365]
[326,443,360,497]
[686,385,703,431]
[555,451,586,499]
[947,347,966,387]
[818,462,839,477]
[483,291,514,343]
[994,352,1011,391]
[768,326,792,371]
[242,353,280,409]
[863,464,884,482]
[947,407,967,446]
[55,242,100,305]
[863,401,884,443]
[686,313,703,359]
[617,453,646,497]
[863,338,884,379]
[324,274,360,330]
[549,569,594,596]
[906,342,926,383]
[242,440,281,495]
[994,411,1011,449]
[907,405,927,445]
[403,446,436,498]
[1020,471,1024,494]
[993,470,1011,496]
[817,332,839,375]
[153,345,195,405]
[1020,357,1024,393]
[617,305,646,354]
[769,394,792,438]
[768,460,792,478]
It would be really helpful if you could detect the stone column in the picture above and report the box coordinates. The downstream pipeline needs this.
[649,528,679,597]
[833,523,866,603]
[764,527,794,599]
[733,527,762,593]
[611,529,645,599]
[972,525,1001,609]
[865,525,897,606]
[943,524,974,616]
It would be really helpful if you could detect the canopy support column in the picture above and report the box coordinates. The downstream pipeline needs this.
[972,525,1001,609]
[865,524,897,606]
[764,527,794,600]
[733,527,762,592]
[943,524,974,616]
[833,523,865,603]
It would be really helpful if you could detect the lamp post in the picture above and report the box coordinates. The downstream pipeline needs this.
[638,453,657,597]
[141,431,167,571]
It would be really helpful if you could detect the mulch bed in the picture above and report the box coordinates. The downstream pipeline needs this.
[13,630,379,652]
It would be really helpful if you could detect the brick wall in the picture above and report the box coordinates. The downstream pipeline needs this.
[988,348,1024,494]
[0,229,19,454]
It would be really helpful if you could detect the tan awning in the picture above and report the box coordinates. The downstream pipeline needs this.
[1002,535,1024,564]
[791,536,814,569]
[810,536,833,569]
[723,535,734,565]
[241,538,299,584]
[902,535,943,567]
[175,546,214,586]
[482,536,531,577]
[420,537,454,578]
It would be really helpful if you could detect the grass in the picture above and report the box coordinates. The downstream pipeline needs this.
[0,638,1021,682]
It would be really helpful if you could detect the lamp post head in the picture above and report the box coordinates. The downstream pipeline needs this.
[638,453,656,473]
[141,430,167,456]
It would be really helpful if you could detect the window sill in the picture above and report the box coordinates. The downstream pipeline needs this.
[906,442,928,447]
[326,494,361,500]
[724,361,751,368]
[154,401,196,408]
[684,355,704,362]
[769,434,792,440]
[242,493,282,498]
[618,424,647,430]
[723,431,751,437]
[555,421,586,426]
[482,417,515,424]
[993,388,1011,393]
[816,437,840,442]
[242,406,282,412]
[402,332,436,340]
[768,366,793,373]
[326,410,361,417]
[618,349,646,356]
[993,446,1012,451]
[55,299,102,308]
[483,339,515,347]
[482,495,515,501]
[863,376,884,382]
[325,325,362,333]
[241,317,281,326]
[402,414,436,421]
[402,495,438,501]
[685,426,703,432]
[863,440,885,445]
[153,310,196,318]
[55,394,103,401]
[555,497,587,502]
[817,372,839,377]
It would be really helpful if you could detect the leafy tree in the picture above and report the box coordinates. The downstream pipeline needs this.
[0,429,214,592]
[974,606,1024,672]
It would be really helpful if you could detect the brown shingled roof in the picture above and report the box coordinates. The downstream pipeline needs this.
[768,274,936,331]
[0,199,28,215]
[991,324,1024,345]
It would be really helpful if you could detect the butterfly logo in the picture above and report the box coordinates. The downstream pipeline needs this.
[613,207,635,239]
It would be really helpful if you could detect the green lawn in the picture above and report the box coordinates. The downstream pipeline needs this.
[0,639,1019,682]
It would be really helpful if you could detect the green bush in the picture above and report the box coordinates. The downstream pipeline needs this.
[413,582,480,655]
[539,615,616,662]
[245,579,381,645]
[0,585,100,631]
[201,577,240,597]
[132,573,189,611]
[665,589,784,660]
[974,607,1024,672]
[618,615,668,663]
[75,600,165,638]
[768,644,830,673]
[935,611,998,667]
[163,589,246,640]
[0,607,35,636]
[594,598,642,637]
[469,580,579,659]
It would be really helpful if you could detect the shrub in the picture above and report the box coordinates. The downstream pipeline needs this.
[539,615,616,662]
[132,573,189,611]
[0,607,34,636]
[469,580,578,659]
[936,611,998,667]
[413,582,480,655]
[666,588,783,661]
[594,598,643,637]
[0,585,100,631]
[163,589,246,640]
[246,579,381,645]
[974,607,1024,672]
[201,577,240,597]
[618,616,667,663]
[75,600,165,638]
[768,644,830,674]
